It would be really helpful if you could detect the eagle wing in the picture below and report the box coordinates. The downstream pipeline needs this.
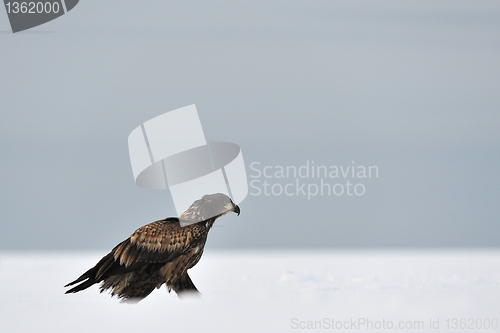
[106,218,201,271]
[65,218,205,296]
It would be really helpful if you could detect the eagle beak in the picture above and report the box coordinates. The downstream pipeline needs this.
[233,205,240,216]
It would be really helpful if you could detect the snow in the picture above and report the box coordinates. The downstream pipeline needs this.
[1,250,499,332]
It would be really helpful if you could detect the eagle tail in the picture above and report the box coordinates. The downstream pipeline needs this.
[64,251,116,294]
[64,267,97,293]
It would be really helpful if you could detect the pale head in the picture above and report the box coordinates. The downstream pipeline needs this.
[179,193,240,224]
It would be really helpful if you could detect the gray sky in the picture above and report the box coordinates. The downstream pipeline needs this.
[1,0,499,250]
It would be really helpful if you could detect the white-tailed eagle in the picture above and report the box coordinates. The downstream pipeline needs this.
[64,193,240,300]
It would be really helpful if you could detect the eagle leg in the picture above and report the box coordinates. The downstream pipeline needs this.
[170,272,200,296]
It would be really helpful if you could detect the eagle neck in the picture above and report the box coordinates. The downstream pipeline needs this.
[203,217,218,232]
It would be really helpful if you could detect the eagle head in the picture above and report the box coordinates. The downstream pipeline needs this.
[180,193,240,223]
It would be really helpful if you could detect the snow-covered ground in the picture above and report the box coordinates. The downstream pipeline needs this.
[1,250,499,333]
